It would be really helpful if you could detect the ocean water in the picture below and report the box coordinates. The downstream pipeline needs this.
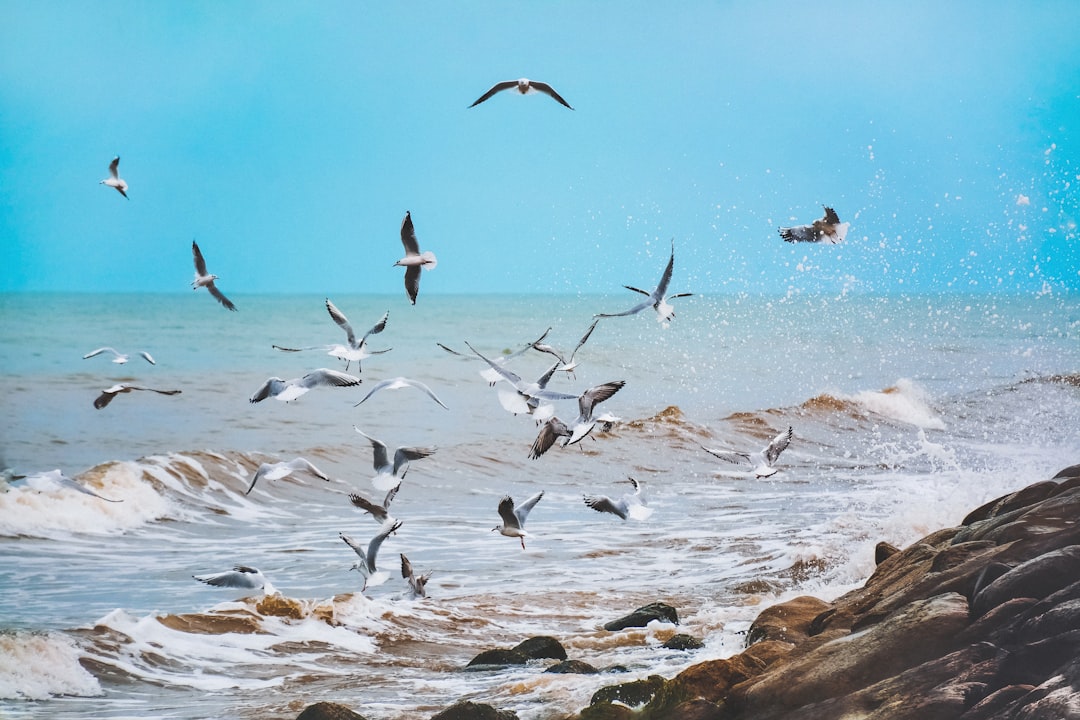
[1,290,1078,719]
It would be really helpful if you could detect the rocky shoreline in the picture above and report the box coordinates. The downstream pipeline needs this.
[295,465,1080,720]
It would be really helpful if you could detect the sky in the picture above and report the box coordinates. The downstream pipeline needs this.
[1,1,1077,297]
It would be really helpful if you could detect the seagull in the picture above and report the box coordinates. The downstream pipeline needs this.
[779,206,848,244]
[400,553,431,598]
[99,156,128,199]
[353,376,448,410]
[83,347,156,365]
[701,426,793,478]
[18,468,123,502]
[193,566,276,595]
[250,368,361,403]
[584,477,653,521]
[191,240,237,311]
[245,458,331,495]
[340,520,402,591]
[531,320,600,378]
[354,427,435,481]
[394,211,437,305]
[469,78,574,110]
[595,239,692,322]
[273,300,390,372]
[94,384,181,410]
[464,341,577,419]
[438,327,553,386]
[528,380,626,458]
[349,481,401,525]
[493,491,544,549]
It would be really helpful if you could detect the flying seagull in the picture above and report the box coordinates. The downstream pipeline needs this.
[493,491,544,549]
[245,457,331,495]
[353,427,435,483]
[583,477,653,521]
[595,239,691,322]
[17,468,123,502]
[193,566,276,595]
[100,156,128,198]
[394,211,437,305]
[340,519,403,591]
[353,376,448,410]
[530,320,600,379]
[779,206,848,244]
[469,78,574,110]
[438,327,553,386]
[464,341,577,419]
[528,380,626,459]
[191,240,237,311]
[94,384,181,410]
[83,347,156,365]
[249,368,361,403]
[400,553,431,598]
[701,426,793,478]
[273,300,390,372]
[349,481,401,525]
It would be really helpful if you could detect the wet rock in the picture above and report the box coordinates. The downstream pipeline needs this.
[875,541,900,565]
[296,702,368,720]
[429,700,519,720]
[574,704,634,720]
[589,674,666,707]
[464,648,528,669]
[656,698,726,720]
[512,635,566,660]
[971,545,1080,617]
[642,652,766,717]
[662,633,704,651]
[603,602,679,631]
[544,659,599,674]
[746,595,831,646]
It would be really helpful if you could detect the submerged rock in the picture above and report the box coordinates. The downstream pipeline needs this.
[464,648,529,669]
[513,635,567,660]
[662,633,704,651]
[603,602,679,631]
[545,659,600,674]
[295,702,368,720]
[429,700,519,719]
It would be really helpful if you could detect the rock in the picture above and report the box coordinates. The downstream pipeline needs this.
[875,541,900,564]
[655,698,726,720]
[589,675,666,708]
[545,659,599,674]
[603,602,679,631]
[257,594,306,619]
[464,648,528,669]
[429,700,519,720]
[746,595,831,646]
[959,684,1036,720]
[641,652,766,717]
[512,635,566,660]
[971,545,1080,617]
[295,702,368,720]
[662,633,704,651]
[574,704,635,720]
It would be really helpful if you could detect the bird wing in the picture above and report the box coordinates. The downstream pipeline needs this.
[291,458,329,481]
[403,265,421,305]
[83,347,120,360]
[392,446,435,475]
[248,378,278,403]
[92,389,120,409]
[206,281,237,311]
[354,428,391,472]
[367,520,403,569]
[529,418,568,459]
[497,496,520,529]
[349,492,387,519]
[595,297,653,318]
[578,380,626,420]
[325,298,357,346]
[302,368,361,389]
[822,206,841,224]
[778,225,816,243]
[383,481,402,509]
[139,351,156,365]
[701,446,752,466]
[400,211,420,255]
[528,81,573,109]
[469,80,518,107]
[193,567,263,589]
[764,426,793,466]
[108,156,120,178]
[361,310,390,346]
[192,241,209,275]
[583,494,628,520]
[400,553,415,581]
[570,320,599,360]
[653,239,676,300]
[464,341,524,386]
[514,491,544,525]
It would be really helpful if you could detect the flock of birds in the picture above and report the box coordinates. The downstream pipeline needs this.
[69,77,831,599]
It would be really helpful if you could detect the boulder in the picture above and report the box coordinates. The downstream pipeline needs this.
[512,635,566,660]
[464,648,528,669]
[603,602,678,631]
[662,633,704,651]
[746,595,831,646]
[295,702,368,720]
[429,700,519,720]
[589,675,666,708]
[545,659,600,674]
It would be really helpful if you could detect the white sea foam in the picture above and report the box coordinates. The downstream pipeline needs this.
[846,378,946,430]
[0,631,102,700]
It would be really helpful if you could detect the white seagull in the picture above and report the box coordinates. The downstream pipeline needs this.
[584,477,653,521]
[245,458,331,495]
[94,384,181,410]
[464,341,577,419]
[273,300,390,372]
[349,481,401,525]
[191,240,237,311]
[531,320,600,378]
[354,427,436,489]
[469,78,574,110]
[394,211,437,305]
[528,380,626,459]
[249,368,361,403]
[193,566,277,595]
[100,156,128,199]
[341,519,403,591]
[595,239,692,323]
[701,426,793,478]
[401,553,431,598]
[83,347,156,365]
[438,327,553,386]
[779,206,848,244]
[493,491,544,549]
[353,376,448,410]
[18,468,123,502]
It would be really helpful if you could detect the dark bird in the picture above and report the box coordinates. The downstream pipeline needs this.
[401,553,432,598]
[595,239,691,322]
[394,211,437,305]
[779,206,848,244]
[191,240,237,311]
[584,477,653,521]
[469,78,574,110]
[493,491,544,549]
[701,426,793,478]
[94,384,181,410]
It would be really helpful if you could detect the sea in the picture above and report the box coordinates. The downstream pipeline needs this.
[1,290,1078,719]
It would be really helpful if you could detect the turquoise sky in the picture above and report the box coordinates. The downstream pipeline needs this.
[2,2,1077,297]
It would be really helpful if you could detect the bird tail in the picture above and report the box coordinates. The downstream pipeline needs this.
[420,251,437,270]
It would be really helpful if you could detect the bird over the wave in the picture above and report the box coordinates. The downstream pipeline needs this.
[341,519,402,591]
[250,368,361,403]
[245,457,331,495]
[394,211,436,305]
[191,240,237,311]
[83,347,156,365]
[596,238,691,323]
[353,376,448,410]
[701,426,793,478]
[273,300,390,372]
[469,78,573,110]
[493,491,544,549]
[778,206,848,244]
[193,566,276,596]
[583,477,653,521]
[94,384,181,410]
